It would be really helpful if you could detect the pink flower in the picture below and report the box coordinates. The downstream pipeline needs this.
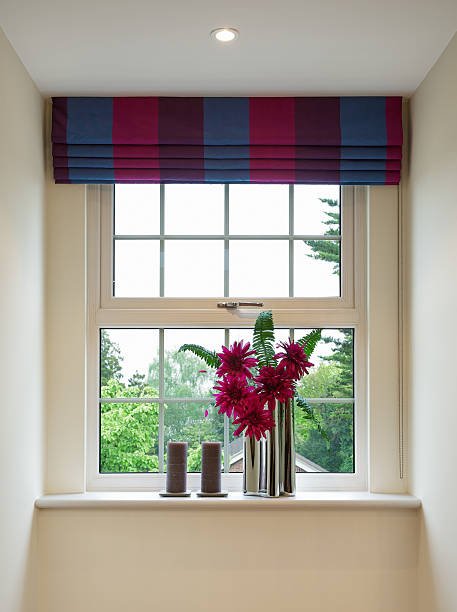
[213,375,252,419]
[216,341,258,380]
[274,340,314,381]
[233,395,276,440]
[255,366,295,410]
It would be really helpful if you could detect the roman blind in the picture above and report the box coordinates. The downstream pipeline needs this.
[52,96,402,184]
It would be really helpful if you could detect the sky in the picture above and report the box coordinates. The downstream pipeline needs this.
[114,183,340,298]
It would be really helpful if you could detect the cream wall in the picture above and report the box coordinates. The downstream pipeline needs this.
[406,31,457,612]
[0,27,45,612]
[45,182,86,493]
[39,507,417,612]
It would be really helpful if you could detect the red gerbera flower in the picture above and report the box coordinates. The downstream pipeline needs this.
[216,341,258,380]
[274,340,314,381]
[213,375,252,419]
[255,365,295,410]
[232,395,276,440]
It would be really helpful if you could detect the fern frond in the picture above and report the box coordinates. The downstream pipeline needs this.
[296,329,322,359]
[178,344,221,369]
[295,394,329,445]
[252,310,276,368]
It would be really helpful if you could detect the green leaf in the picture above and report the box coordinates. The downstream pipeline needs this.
[253,310,276,368]
[295,394,329,445]
[296,329,322,359]
[178,344,221,369]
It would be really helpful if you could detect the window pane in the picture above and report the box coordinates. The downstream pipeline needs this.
[100,401,159,473]
[294,185,340,235]
[294,240,340,297]
[165,184,224,235]
[229,184,289,235]
[230,240,289,296]
[165,240,224,297]
[114,239,160,297]
[162,329,224,398]
[294,402,354,473]
[100,329,159,398]
[164,404,223,473]
[294,328,354,398]
[114,185,160,235]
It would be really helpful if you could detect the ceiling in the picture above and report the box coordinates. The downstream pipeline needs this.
[1,0,456,96]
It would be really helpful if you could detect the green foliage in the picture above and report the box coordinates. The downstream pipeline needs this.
[295,394,329,444]
[295,403,353,473]
[296,361,340,398]
[178,344,221,370]
[294,331,354,472]
[253,310,276,367]
[306,198,340,274]
[296,329,322,359]
[100,377,159,473]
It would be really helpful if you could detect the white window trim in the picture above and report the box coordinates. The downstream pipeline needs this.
[86,184,368,492]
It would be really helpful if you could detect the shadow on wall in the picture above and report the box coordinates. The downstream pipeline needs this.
[416,508,440,612]
[20,509,40,612]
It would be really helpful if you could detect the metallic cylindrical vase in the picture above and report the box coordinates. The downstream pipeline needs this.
[265,402,280,497]
[243,435,265,496]
[279,399,296,496]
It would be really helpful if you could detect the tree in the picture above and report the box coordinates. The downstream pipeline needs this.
[100,377,159,473]
[100,332,161,472]
[100,330,123,386]
[306,198,340,274]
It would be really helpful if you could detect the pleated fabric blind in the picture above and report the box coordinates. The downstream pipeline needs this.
[52,96,403,185]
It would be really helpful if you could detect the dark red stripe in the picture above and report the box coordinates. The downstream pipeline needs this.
[385,97,403,160]
[52,98,69,181]
[113,97,159,181]
[112,97,159,145]
[249,98,295,181]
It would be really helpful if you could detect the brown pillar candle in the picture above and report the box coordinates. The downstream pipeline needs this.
[166,441,188,493]
[201,442,222,493]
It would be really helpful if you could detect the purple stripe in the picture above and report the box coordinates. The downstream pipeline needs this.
[295,98,341,146]
[159,98,204,180]
[158,98,204,145]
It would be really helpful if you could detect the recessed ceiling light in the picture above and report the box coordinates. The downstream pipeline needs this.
[211,28,239,43]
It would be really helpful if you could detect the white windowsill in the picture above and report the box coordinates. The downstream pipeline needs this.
[35,491,420,510]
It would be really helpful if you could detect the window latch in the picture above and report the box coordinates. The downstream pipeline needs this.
[217,301,264,309]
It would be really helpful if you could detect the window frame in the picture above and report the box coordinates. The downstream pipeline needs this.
[86,184,367,492]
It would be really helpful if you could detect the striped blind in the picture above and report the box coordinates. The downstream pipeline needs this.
[52,96,402,185]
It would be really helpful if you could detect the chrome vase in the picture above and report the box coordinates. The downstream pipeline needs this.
[243,400,295,498]
[265,401,280,497]
[279,398,296,496]
[243,435,265,495]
